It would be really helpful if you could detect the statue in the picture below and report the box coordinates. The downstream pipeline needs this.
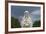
[20,11,33,28]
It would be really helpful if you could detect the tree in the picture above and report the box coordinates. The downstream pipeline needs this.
[33,20,41,27]
[11,17,21,28]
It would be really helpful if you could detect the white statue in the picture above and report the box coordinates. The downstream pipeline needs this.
[20,11,33,28]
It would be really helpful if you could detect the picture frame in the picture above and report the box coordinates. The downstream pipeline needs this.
[5,0,45,34]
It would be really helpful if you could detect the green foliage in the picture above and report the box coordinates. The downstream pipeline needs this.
[32,20,41,27]
[11,17,41,28]
[11,17,21,28]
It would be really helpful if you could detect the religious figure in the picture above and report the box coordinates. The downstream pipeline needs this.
[20,11,33,28]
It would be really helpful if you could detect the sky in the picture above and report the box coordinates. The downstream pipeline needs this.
[11,6,41,22]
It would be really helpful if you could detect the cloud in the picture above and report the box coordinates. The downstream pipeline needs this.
[30,10,40,22]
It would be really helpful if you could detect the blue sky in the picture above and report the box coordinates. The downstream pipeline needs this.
[11,6,40,22]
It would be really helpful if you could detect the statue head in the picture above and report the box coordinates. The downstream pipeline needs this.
[24,11,29,18]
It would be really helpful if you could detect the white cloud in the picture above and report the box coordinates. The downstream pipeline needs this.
[30,10,40,22]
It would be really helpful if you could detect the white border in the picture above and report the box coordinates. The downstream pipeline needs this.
[8,3,43,32]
